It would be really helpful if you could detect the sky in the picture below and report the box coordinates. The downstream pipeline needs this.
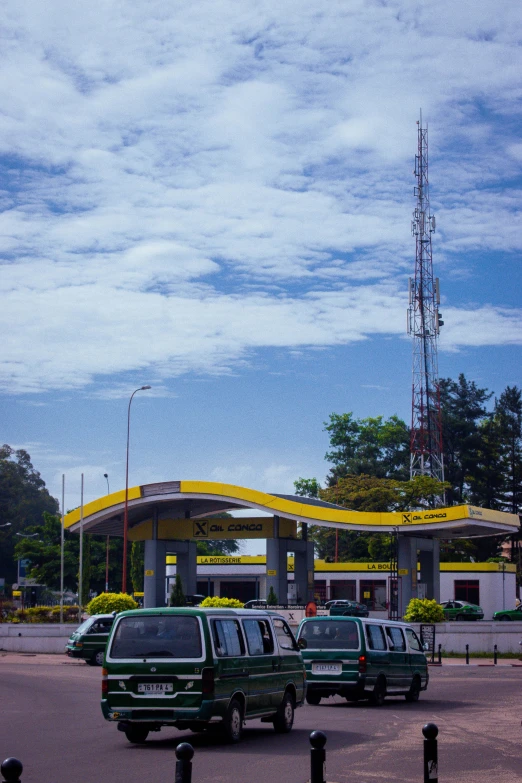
[2,1,521,555]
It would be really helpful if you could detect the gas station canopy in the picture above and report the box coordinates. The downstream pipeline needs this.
[64,480,520,540]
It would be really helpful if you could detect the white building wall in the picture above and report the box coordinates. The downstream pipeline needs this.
[440,570,516,620]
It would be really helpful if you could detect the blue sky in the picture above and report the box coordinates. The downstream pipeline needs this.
[2,2,521,554]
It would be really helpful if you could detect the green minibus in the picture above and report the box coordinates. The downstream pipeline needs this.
[102,607,306,743]
[297,615,428,706]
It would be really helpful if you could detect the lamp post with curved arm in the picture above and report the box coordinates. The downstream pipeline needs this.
[122,386,151,594]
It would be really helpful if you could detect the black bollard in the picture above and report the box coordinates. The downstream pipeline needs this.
[494,645,498,665]
[310,730,327,783]
[175,742,194,783]
[1,758,23,783]
[438,644,442,665]
[422,723,438,783]
[465,644,469,665]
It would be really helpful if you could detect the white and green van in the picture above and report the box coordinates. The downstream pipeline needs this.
[297,616,428,706]
[101,607,306,743]
[66,613,116,666]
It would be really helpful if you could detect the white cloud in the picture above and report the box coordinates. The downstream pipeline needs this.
[0,0,521,394]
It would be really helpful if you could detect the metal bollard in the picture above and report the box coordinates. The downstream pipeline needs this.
[422,723,438,783]
[493,644,498,665]
[1,758,23,783]
[465,644,469,665]
[438,644,442,665]
[310,730,327,783]
[175,742,194,783]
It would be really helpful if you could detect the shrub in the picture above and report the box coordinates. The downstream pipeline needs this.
[199,597,244,608]
[403,598,445,623]
[86,593,138,615]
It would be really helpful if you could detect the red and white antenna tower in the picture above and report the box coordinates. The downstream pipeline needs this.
[407,112,444,484]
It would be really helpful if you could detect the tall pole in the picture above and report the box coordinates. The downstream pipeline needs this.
[122,385,151,594]
[104,473,110,592]
[78,473,84,621]
[407,111,444,487]
[60,474,65,624]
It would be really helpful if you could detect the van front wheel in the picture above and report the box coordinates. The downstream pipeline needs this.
[370,677,386,707]
[273,692,294,733]
[124,725,149,744]
[405,676,421,703]
[222,699,243,743]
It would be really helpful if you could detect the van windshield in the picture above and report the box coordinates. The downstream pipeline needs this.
[299,620,359,650]
[110,615,202,659]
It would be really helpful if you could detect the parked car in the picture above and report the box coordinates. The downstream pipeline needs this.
[184,594,206,606]
[440,600,484,621]
[65,613,115,666]
[327,599,369,617]
[493,605,522,621]
[296,615,428,706]
[243,599,267,609]
[102,607,305,744]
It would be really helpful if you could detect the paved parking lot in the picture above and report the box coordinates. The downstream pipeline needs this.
[1,654,521,783]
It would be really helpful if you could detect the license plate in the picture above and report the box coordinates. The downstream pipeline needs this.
[312,662,342,675]
[137,683,174,693]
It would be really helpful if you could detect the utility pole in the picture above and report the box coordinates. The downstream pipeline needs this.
[408,112,444,486]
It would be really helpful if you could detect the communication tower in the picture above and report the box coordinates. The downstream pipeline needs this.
[407,113,444,484]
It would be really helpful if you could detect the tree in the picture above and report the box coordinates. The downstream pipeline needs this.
[495,386,522,515]
[294,474,448,561]
[267,586,277,605]
[13,512,79,592]
[440,374,493,505]
[324,413,410,485]
[0,445,59,584]
[169,574,185,606]
[196,540,241,556]
[131,542,144,593]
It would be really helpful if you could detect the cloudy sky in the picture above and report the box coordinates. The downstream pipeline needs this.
[2,1,521,551]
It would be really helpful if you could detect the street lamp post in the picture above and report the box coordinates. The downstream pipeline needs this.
[122,385,151,594]
[104,473,110,592]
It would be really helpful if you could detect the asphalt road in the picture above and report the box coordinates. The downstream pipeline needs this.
[1,654,521,783]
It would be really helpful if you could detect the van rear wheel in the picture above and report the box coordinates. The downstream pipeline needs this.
[306,692,321,705]
[222,699,243,743]
[273,692,294,733]
[124,725,149,744]
[370,677,386,707]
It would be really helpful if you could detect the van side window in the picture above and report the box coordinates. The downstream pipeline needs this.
[272,618,297,651]
[242,619,274,655]
[386,626,406,651]
[366,624,386,651]
[405,628,423,652]
[212,620,245,657]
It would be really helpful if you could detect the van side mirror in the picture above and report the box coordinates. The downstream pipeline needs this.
[423,642,430,651]
[298,638,307,650]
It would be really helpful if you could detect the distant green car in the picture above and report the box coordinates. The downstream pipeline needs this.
[493,606,522,621]
[440,600,484,621]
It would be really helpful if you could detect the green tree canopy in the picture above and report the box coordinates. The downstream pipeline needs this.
[324,413,410,485]
[0,445,59,583]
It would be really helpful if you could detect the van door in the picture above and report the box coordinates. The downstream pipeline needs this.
[241,617,280,712]
[271,617,304,706]
[210,618,250,711]
[384,625,409,689]
[364,623,389,691]
[404,627,428,689]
